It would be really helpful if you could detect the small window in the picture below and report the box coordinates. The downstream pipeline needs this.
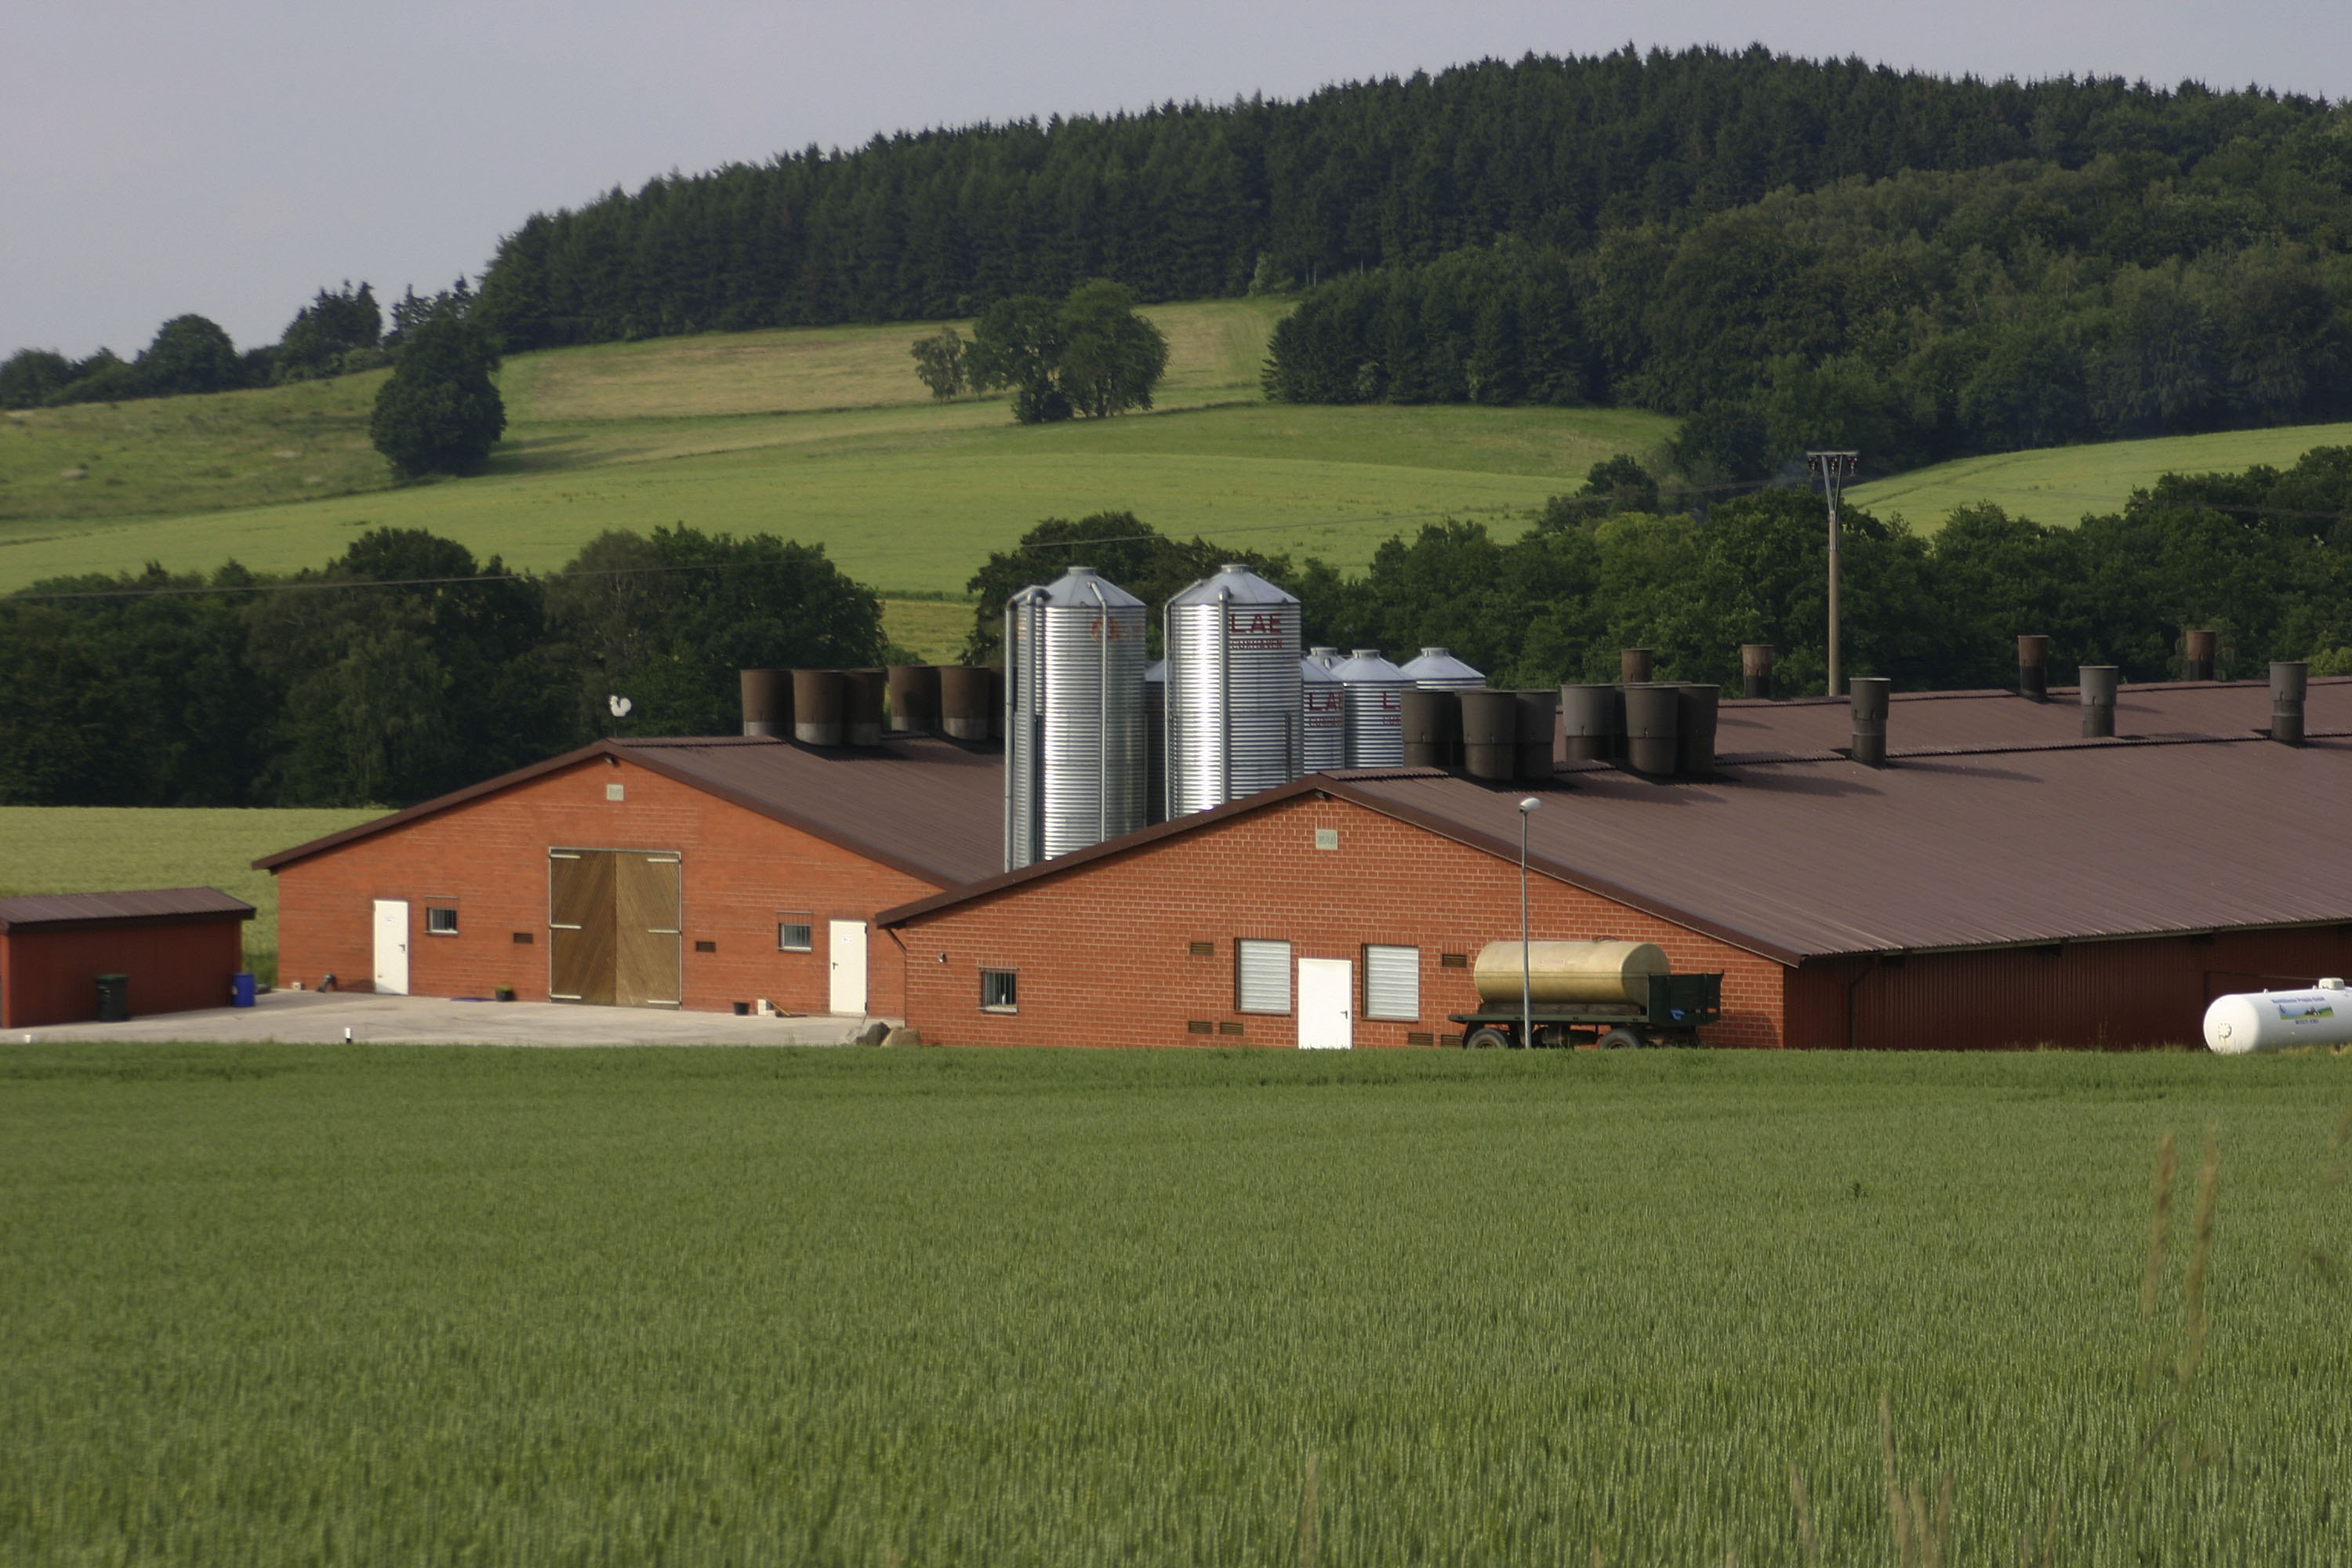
[1314,828,1338,851]
[981,969,1018,1012]
[605,782,625,802]
[1236,938,1291,1014]
[425,906,459,935]
[778,917,813,952]
[1364,945,1420,1021]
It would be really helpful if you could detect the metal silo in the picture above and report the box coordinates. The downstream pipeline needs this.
[1165,564,1302,815]
[1308,645,1343,670]
[1400,647,1486,690]
[1004,565,1147,869]
[1333,649,1410,767]
[1301,656,1345,772]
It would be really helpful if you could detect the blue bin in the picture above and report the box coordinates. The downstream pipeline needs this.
[230,972,256,1008]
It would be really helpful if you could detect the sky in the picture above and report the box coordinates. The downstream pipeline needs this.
[5,0,2349,361]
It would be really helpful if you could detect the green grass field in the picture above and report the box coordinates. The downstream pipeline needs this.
[0,806,377,984]
[2,1046,2346,1564]
[0,301,1668,602]
[1849,421,2352,532]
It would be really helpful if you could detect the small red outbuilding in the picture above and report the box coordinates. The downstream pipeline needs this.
[0,887,256,1029]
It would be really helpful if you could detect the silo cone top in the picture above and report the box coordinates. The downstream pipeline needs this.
[1169,562,1298,608]
[1019,564,1145,608]
[1300,656,1339,683]
[1399,647,1486,687]
[1333,650,1410,683]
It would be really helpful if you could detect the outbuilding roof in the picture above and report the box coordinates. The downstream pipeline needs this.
[0,887,255,933]
[880,724,2352,966]
[255,735,1004,888]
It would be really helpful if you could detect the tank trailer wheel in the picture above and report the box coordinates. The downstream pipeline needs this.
[1596,1025,1646,1050]
[1464,1025,1513,1051]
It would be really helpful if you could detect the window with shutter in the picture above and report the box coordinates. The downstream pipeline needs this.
[1363,946,1420,1020]
[1235,939,1291,1014]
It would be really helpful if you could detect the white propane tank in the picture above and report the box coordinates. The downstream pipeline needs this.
[2203,979,2352,1054]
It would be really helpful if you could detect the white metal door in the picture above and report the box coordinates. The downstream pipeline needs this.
[1298,957,1352,1049]
[829,920,867,1014]
[372,899,409,996]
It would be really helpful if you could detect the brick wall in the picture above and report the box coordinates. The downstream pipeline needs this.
[891,792,1789,1050]
[273,756,931,1015]
[0,920,245,1029]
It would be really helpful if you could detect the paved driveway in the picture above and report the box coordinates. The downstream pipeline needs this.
[11,989,887,1047]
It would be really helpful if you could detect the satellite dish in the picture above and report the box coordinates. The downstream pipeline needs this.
[608,694,633,718]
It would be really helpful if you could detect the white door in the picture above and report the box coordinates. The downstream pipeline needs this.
[1298,957,1352,1049]
[372,899,409,996]
[829,920,867,1014]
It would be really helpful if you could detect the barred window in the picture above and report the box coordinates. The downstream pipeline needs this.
[981,969,1019,1012]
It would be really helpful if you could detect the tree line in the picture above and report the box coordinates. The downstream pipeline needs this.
[462,48,2346,358]
[958,447,2352,692]
[1260,161,2352,474]
[9,449,2346,809]
[0,527,886,808]
[0,281,471,409]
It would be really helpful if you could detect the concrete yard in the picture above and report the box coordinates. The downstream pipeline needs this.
[10,989,890,1047]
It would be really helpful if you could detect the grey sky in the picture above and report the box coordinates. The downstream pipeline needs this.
[5,0,2347,361]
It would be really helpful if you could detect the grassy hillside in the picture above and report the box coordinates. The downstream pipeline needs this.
[5,1046,2347,1561]
[0,806,379,985]
[0,300,1669,602]
[1850,421,2352,531]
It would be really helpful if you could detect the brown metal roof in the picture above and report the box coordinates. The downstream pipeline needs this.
[1711,676,2352,761]
[881,735,2352,966]
[255,735,1004,888]
[0,887,255,933]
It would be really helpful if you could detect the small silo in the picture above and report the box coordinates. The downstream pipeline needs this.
[1400,647,1486,690]
[1165,564,1303,815]
[1301,656,1345,772]
[1004,565,1148,869]
[1333,649,1411,768]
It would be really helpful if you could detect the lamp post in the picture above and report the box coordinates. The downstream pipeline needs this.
[1518,797,1541,1048]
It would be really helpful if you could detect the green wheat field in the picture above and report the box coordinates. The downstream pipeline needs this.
[2,1045,2346,1565]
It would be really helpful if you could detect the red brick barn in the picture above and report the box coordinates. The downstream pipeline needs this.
[880,679,2352,1051]
[0,888,255,1028]
[258,735,999,1018]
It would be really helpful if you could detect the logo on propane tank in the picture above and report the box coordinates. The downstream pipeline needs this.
[2273,995,2336,1025]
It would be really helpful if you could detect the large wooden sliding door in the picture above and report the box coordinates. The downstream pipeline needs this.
[548,848,681,1007]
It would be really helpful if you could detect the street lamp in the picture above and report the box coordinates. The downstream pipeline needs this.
[1518,797,1541,1048]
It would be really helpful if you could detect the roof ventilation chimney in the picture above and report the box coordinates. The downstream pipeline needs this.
[792,670,845,746]
[739,669,791,737]
[1675,684,1719,774]
[1621,647,1654,684]
[1401,688,1460,769]
[841,669,887,747]
[1624,684,1679,778]
[2017,635,2050,700]
[2079,665,2118,739]
[2184,629,2217,683]
[1740,644,1775,700]
[2271,660,2308,746]
[1560,684,1616,764]
[938,666,993,742]
[1514,689,1559,782]
[887,665,940,735]
[1849,677,1891,767]
[1457,690,1516,781]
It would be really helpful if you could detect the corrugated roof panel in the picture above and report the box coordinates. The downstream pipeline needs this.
[0,887,255,932]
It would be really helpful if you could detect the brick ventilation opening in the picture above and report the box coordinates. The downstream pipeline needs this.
[511,931,534,945]
[1187,940,1214,956]
[1440,953,1468,968]
[1217,1021,1246,1037]
[1185,1019,1214,1034]
[694,940,717,953]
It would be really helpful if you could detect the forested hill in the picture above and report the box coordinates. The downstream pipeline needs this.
[471,48,2347,350]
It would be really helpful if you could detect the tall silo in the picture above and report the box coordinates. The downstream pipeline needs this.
[1004,565,1147,869]
[1165,564,1302,815]
[1301,656,1345,772]
[1333,649,1411,767]
[1400,647,1486,690]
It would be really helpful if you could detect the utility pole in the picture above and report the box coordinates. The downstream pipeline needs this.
[1806,452,1860,697]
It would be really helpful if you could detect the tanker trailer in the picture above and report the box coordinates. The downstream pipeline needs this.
[2203,978,2352,1054]
[1449,940,1722,1048]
